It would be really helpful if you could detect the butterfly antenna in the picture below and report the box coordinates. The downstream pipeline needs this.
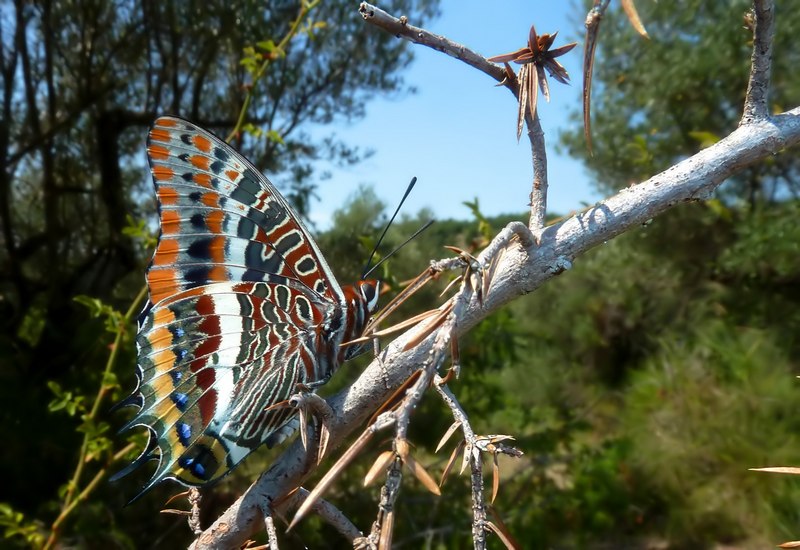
[362,177,418,279]
[361,219,434,281]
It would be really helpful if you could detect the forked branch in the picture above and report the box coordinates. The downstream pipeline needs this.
[192,2,800,547]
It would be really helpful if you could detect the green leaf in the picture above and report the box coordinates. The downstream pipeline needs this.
[256,39,276,53]
[688,130,721,148]
[266,129,285,144]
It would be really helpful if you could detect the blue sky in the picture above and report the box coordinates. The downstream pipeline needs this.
[309,1,602,228]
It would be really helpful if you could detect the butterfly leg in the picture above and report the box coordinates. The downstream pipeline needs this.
[374,339,394,390]
[288,389,334,465]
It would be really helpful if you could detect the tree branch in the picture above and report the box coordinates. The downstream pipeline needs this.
[191,107,800,549]
[358,3,549,231]
[525,110,547,231]
[742,0,775,124]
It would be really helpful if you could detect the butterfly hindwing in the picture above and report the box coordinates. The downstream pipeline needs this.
[128,278,336,491]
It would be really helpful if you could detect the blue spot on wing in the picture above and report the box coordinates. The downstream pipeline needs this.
[171,392,189,411]
[176,422,192,445]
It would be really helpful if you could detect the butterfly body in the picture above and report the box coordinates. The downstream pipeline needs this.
[117,117,378,497]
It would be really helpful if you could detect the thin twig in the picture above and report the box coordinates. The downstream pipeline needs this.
[358,3,506,84]
[741,0,775,124]
[434,383,486,548]
[583,0,612,154]
[364,455,403,547]
[228,0,321,141]
[525,109,547,231]
[359,2,549,231]
[265,514,279,549]
[45,285,147,550]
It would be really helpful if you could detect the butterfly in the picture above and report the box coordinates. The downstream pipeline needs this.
[114,116,380,500]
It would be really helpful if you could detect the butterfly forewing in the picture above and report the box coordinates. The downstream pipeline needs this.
[118,117,372,498]
[146,117,343,304]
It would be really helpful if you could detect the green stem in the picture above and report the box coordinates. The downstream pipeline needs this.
[46,285,147,550]
[45,443,138,550]
[227,0,321,142]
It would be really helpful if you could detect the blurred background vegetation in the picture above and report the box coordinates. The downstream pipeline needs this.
[2,0,800,548]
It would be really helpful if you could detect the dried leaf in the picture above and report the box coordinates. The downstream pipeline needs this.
[527,62,538,117]
[536,63,549,103]
[487,47,530,64]
[402,302,453,351]
[364,267,435,335]
[163,490,190,506]
[405,453,442,496]
[460,442,472,475]
[450,338,461,377]
[160,508,190,516]
[492,453,500,504]
[438,274,461,297]
[621,0,649,38]
[367,369,421,426]
[299,406,308,451]
[582,4,603,154]
[364,451,396,487]
[516,64,528,140]
[487,507,522,550]
[289,427,375,530]
[440,440,465,487]
[750,466,800,475]
[435,421,462,453]
[395,438,410,460]
[778,541,800,548]
[318,420,331,465]
[379,510,394,549]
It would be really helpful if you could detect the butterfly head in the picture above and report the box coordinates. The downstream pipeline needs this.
[358,279,381,314]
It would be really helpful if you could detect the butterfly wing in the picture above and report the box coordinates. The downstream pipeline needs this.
[145,116,344,305]
[122,278,336,493]
[117,117,347,497]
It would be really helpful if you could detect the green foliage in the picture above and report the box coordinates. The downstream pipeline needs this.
[0,503,45,549]
[623,322,800,546]
[46,381,86,417]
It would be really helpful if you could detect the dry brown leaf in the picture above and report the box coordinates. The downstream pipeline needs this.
[621,0,649,38]
[160,508,190,516]
[318,421,331,465]
[163,490,190,506]
[750,466,800,475]
[364,267,436,335]
[582,14,600,154]
[440,440,465,487]
[492,453,500,504]
[379,509,394,549]
[404,453,442,496]
[298,406,308,451]
[438,274,462,297]
[460,442,472,476]
[367,370,421,426]
[364,451,396,487]
[778,541,800,548]
[402,302,453,351]
[487,507,522,550]
[435,421,462,453]
[395,438,410,460]
[289,427,375,530]
[449,337,460,379]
